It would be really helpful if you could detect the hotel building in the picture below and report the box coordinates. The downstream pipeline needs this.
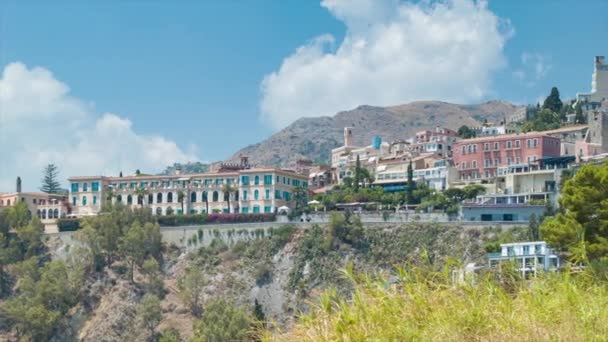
[488,241,560,277]
[452,132,561,181]
[68,161,308,217]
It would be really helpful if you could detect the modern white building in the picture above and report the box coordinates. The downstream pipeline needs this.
[576,56,608,110]
[488,241,560,277]
[68,161,308,217]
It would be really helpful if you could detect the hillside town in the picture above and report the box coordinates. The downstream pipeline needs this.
[1,56,607,233]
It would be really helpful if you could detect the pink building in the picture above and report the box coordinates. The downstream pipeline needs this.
[452,132,561,180]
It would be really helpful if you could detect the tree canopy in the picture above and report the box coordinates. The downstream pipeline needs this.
[40,164,62,194]
[541,163,608,262]
[542,87,563,114]
[457,125,476,139]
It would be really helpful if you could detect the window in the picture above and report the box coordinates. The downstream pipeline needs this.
[127,195,132,205]
[212,191,219,202]
[264,206,271,213]
[484,159,491,167]
[503,214,514,221]
[275,190,281,199]
[241,176,249,185]
[494,159,499,166]
[215,178,222,186]
[242,207,249,214]
[253,206,260,213]
[265,189,270,199]
[282,177,286,184]
[472,160,477,169]
[467,145,472,153]
[484,143,489,151]
[254,190,259,200]
[71,183,79,192]
[506,141,512,149]
[243,190,248,200]
[157,193,163,203]
[485,170,490,178]
[461,146,466,154]
[494,142,499,150]
[202,191,208,202]
[83,183,88,192]
[461,162,467,170]
[82,196,87,206]
[472,144,477,153]
[533,139,538,147]
[93,196,97,205]
[507,247,514,256]
[168,192,174,203]
[148,194,153,204]
[92,181,99,192]
[72,196,77,206]
[42,209,47,219]
[191,192,197,203]
[53,209,59,218]
[130,182,137,189]
[264,175,273,185]
[116,195,122,203]
[516,157,521,164]
[507,157,512,165]
[33,199,37,204]
[527,139,532,148]
[254,175,260,185]
[515,140,520,148]
[535,244,542,254]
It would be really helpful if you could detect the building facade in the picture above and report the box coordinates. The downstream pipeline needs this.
[452,133,561,181]
[576,56,608,110]
[488,241,560,277]
[68,167,308,217]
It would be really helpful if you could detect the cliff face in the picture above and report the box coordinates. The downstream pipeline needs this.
[230,100,524,166]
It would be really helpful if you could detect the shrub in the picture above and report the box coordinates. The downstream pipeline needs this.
[156,213,276,227]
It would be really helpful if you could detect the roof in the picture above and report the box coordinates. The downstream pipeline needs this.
[541,125,588,134]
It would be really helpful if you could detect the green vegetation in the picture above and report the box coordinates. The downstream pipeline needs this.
[541,162,608,262]
[191,298,252,342]
[275,266,608,341]
[40,163,62,194]
[457,125,476,139]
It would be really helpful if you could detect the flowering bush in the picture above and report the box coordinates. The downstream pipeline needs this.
[157,213,276,227]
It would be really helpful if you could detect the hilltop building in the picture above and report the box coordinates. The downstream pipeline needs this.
[0,178,70,232]
[68,161,308,217]
[575,102,608,160]
[576,56,608,110]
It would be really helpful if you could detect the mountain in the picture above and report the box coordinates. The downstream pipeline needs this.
[230,100,524,166]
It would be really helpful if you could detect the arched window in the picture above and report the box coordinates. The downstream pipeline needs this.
[202,191,208,202]
[254,175,259,185]
[223,191,229,202]
[212,191,219,202]
[148,194,153,204]
[127,195,132,205]
[191,192,197,203]
[42,209,47,219]
[166,207,174,215]
[254,189,259,200]
[82,196,87,206]
[167,192,173,203]
[53,209,59,218]
[137,195,143,205]
[157,193,162,203]
[156,207,163,216]
[117,195,122,203]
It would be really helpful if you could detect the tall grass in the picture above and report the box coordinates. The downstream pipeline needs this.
[270,265,608,341]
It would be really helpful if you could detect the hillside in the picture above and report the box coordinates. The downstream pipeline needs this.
[230,100,524,166]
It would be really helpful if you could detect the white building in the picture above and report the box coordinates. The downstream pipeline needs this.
[488,241,560,277]
[576,56,608,110]
[68,164,308,217]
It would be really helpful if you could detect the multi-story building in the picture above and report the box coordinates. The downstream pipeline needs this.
[68,163,308,217]
[575,102,608,160]
[576,56,608,110]
[409,127,458,158]
[452,132,561,181]
[0,177,70,232]
[488,241,560,277]
[331,128,388,184]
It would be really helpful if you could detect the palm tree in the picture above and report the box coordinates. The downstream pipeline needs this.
[203,191,209,214]
[221,183,236,214]
[134,187,149,208]
[292,185,308,211]
[177,191,185,214]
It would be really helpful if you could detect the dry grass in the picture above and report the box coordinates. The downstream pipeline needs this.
[269,266,608,341]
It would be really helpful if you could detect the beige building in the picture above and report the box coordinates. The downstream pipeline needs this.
[68,162,308,217]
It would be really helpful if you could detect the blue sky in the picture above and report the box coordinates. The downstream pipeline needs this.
[0,0,607,190]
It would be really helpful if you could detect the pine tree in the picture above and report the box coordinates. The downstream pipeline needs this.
[40,164,61,194]
[542,87,563,114]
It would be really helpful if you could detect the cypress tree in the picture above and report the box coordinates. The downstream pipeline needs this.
[542,87,563,114]
[40,164,61,194]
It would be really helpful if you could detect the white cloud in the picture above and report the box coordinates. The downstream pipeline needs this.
[260,0,513,129]
[0,62,198,191]
[513,52,552,87]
